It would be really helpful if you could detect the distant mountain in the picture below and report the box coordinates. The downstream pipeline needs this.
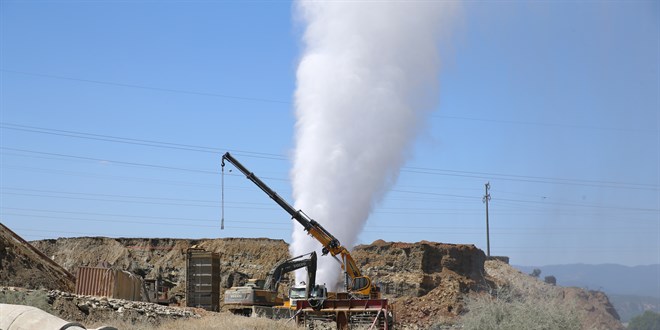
[514,264,660,323]
[608,294,660,323]
[514,264,660,298]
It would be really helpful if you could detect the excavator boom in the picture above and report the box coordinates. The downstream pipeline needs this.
[263,252,317,294]
[223,252,318,315]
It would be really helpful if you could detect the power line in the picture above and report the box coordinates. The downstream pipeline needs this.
[2,121,657,190]
[6,145,655,202]
[403,167,658,191]
[0,122,286,160]
[2,161,656,212]
[0,148,289,183]
[432,114,659,133]
[3,201,653,220]
[0,69,292,105]
[6,149,651,212]
[2,213,651,235]
[0,164,221,189]
[2,187,218,204]
[495,197,659,212]
[0,192,503,215]
[7,206,654,229]
[0,147,219,174]
[3,69,655,134]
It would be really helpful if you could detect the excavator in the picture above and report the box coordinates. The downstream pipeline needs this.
[221,152,380,299]
[223,251,324,316]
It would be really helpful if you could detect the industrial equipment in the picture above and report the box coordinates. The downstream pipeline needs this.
[223,252,324,316]
[186,248,220,312]
[221,152,380,299]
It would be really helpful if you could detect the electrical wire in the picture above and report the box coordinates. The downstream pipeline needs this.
[0,69,292,105]
[2,213,652,235]
[3,69,655,133]
[2,122,656,190]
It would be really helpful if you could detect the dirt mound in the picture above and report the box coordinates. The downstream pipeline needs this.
[351,241,492,327]
[31,236,290,299]
[0,223,74,291]
[392,268,472,328]
[353,241,489,297]
[484,259,623,330]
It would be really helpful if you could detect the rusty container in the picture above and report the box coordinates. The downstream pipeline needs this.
[75,267,142,301]
[186,248,220,311]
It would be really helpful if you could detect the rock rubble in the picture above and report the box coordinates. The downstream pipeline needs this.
[45,289,199,319]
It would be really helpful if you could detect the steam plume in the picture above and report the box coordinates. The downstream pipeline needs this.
[291,1,456,289]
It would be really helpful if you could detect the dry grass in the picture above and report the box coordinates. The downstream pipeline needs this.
[88,312,301,330]
[459,260,582,330]
[461,288,581,330]
[0,289,54,314]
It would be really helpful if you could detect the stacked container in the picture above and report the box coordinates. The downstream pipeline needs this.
[186,248,220,311]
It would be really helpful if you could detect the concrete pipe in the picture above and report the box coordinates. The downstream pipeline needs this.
[0,304,117,330]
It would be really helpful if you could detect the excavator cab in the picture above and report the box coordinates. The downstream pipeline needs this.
[246,279,265,289]
[289,282,327,309]
[351,276,371,292]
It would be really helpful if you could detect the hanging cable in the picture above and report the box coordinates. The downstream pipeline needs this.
[221,157,225,230]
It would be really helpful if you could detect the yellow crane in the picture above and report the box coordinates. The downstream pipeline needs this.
[222,152,380,299]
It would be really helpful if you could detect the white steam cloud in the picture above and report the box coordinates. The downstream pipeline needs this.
[291,1,457,289]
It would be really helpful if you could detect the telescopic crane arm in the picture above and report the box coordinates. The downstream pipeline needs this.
[221,152,378,297]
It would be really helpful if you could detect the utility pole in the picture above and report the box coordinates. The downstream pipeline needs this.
[483,182,491,257]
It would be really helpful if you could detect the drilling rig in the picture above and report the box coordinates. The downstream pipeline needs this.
[222,152,379,298]
[221,152,392,329]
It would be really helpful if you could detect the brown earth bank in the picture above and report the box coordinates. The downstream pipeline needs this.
[0,227,623,329]
[0,223,74,292]
[30,237,291,300]
[484,259,624,330]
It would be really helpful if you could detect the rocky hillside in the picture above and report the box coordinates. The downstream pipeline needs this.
[354,240,490,297]
[486,259,624,330]
[31,236,290,299]
[26,235,624,329]
[0,223,74,291]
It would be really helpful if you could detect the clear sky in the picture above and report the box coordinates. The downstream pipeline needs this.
[1,0,658,267]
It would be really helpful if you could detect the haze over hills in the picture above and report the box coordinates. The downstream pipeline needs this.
[515,263,660,323]
[514,264,660,298]
[608,294,660,323]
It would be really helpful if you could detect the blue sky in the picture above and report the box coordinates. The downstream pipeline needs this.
[0,0,658,267]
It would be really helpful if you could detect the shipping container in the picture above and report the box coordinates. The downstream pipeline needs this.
[75,267,142,301]
[186,248,220,311]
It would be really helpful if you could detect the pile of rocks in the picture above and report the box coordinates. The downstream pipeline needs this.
[45,289,199,320]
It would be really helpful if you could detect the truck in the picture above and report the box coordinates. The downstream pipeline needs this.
[223,251,325,317]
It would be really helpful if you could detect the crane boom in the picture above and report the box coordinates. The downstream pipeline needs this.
[221,152,313,232]
[221,152,379,298]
